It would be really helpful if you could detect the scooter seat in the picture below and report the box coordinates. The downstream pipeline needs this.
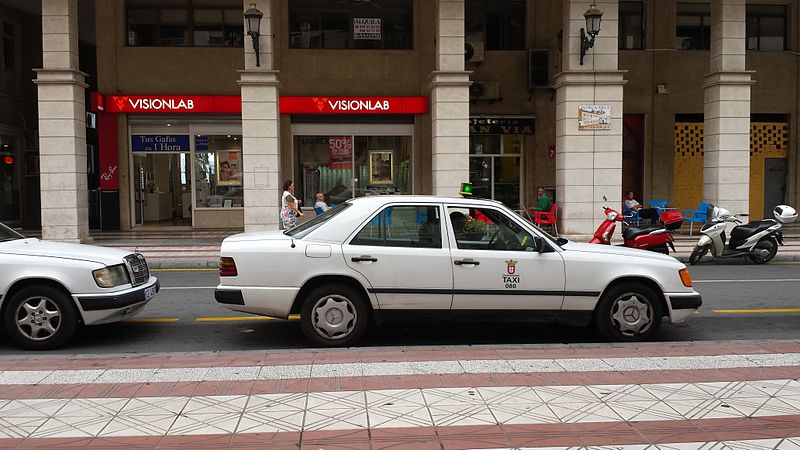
[623,225,665,241]
[730,220,775,241]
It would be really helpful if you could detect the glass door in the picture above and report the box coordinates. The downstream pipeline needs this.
[133,152,191,226]
[469,134,522,208]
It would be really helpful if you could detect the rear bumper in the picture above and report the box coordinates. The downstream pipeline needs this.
[214,285,298,319]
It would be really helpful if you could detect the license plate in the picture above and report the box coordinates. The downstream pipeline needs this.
[144,285,157,300]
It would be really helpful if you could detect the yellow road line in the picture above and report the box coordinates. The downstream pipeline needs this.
[195,315,301,322]
[122,318,180,323]
[712,308,800,314]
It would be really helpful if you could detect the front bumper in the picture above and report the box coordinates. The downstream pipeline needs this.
[76,278,160,325]
[665,292,702,324]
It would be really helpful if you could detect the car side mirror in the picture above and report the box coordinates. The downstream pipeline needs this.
[532,236,545,253]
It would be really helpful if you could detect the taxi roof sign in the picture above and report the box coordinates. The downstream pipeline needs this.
[459,182,473,196]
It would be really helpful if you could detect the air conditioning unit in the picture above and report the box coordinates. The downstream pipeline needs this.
[465,33,485,65]
[469,81,501,102]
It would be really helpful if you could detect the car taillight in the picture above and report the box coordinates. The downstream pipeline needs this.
[219,257,238,277]
[679,268,693,287]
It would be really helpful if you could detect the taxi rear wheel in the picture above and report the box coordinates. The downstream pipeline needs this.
[300,284,368,347]
[3,285,78,350]
[594,282,662,342]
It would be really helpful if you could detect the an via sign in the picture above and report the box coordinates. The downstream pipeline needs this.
[131,135,190,152]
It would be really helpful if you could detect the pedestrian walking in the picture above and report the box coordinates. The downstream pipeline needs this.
[280,180,303,230]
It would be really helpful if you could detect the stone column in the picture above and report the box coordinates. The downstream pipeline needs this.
[703,0,754,216]
[554,1,626,237]
[428,0,470,196]
[34,0,89,242]
[239,0,281,231]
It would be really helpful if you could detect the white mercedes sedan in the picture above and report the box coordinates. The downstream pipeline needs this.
[216,196,701,347]
[0,223,159,350]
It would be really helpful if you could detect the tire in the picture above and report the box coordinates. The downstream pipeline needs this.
[689,244,709,265]
[3,285,78,350]
[749,236,778,264]
[300,284,369,347]
[594,282,663,342]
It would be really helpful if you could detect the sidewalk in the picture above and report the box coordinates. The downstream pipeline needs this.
[1,340,800,448]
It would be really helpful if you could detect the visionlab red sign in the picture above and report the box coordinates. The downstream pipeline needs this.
[93,94,242,114]
[280,96,428,114]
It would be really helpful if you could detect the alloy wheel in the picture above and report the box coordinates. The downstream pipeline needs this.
[15,296,62,342]
[311,295,357,340]
[609,293,653,337]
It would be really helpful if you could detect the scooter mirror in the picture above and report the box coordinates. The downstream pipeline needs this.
[602,196,608,202]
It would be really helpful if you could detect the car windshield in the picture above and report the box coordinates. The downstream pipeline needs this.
[0,222,25,242]
[285,202,352,239]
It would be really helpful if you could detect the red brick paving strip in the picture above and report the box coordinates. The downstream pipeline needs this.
[1,340,799,371]
[1,365,799,400]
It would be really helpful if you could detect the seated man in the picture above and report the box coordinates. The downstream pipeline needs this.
[314,192,330,213]
[534,186,552,212]
[623,191,642,216]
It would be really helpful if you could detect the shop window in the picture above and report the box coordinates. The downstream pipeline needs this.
[194,135,243,209]
[676,3,710,50]
[126,0,243,47]
[466,0,525,51]
[619,1,644,50]
[295,135,412,208]
[2,22,14,71]
[289,0,412,49]
[747,5,786,51]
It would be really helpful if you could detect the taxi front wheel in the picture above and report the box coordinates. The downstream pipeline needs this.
[300,284,369,347]
[594,282,663,342]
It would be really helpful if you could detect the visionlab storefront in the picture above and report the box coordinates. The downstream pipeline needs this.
[92,94,429,230]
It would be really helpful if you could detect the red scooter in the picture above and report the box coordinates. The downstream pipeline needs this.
[590,197,683,254]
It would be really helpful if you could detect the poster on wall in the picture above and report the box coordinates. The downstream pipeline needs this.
[216,151,241,185]
[328,136,353,169]
[354,18,381,40]
[578,104,611,130]
[369,151,394,185]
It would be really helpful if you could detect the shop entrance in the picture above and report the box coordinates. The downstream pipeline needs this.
[133,152,191,226]
[292,124,413,212]
[468,135,522,208]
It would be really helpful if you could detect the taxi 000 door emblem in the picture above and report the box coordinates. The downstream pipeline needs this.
[503,259,519,288]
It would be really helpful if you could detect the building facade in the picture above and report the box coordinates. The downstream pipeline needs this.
[4,0,799,239]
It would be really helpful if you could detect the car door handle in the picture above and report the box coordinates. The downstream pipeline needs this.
[454,259,480,266]
[351,256,378,262]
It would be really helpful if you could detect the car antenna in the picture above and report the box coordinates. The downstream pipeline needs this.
[290,238,295,248]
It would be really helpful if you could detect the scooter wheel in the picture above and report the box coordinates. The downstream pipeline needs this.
[749,237,778,264]
[689,245,708,265]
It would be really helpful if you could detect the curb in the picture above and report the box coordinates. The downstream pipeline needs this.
[675,254,800,264]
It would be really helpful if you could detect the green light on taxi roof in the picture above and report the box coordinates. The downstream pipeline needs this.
[459,182,473,196]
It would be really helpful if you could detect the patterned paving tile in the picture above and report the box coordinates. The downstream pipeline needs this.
[56,398,131,417]
[535,386,600,404]
[477,386,542,404]
[0,399,69,417]
[236,408,304,433]
[546,400,624,423]
[487,402,560,425]
[118,396,190,416]
[667,397,746,420]
[366,389,427,409]
[168,412,241,435]
[97,414,177,437]
[428,403,497,427]
[588,384,659,403]
[181,394,248,415]
[421,388,485,406]
[303,407,368,431]
[307,391,366,410]
[367,405,433,428]
[0,416,48,439]
[604,400,685,422]
[32,415,112,438]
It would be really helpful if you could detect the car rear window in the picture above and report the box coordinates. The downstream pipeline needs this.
[285,202,351,239]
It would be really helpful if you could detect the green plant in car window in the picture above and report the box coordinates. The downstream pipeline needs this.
[463,219,487,234]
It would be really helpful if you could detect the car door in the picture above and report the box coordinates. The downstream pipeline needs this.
[342,203,453,310]
[446,204,566,313]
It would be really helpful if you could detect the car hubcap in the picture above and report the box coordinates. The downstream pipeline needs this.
[312,295,356,340]
[15,297,61,341]
[610,294,652,337]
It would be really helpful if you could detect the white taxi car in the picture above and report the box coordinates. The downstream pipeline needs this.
[216,196,701,346]
[0,223,159,350]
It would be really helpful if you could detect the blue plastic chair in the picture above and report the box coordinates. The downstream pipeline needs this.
[623,204,642,224]
[314,206,324,215]
[682,201,711,236]
[649,199,668,215]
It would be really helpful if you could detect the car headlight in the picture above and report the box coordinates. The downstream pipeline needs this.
[93,264,131,288]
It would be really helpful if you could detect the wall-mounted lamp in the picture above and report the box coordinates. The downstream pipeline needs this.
[244,4,263,67]
[579,3,603,65]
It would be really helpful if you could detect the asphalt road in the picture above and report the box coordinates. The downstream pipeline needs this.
[1,263,800,355]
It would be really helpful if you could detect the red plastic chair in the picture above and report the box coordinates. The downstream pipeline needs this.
[532,202,558,236]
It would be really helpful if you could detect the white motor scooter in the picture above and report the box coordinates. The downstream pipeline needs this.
[689,204,797,264]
